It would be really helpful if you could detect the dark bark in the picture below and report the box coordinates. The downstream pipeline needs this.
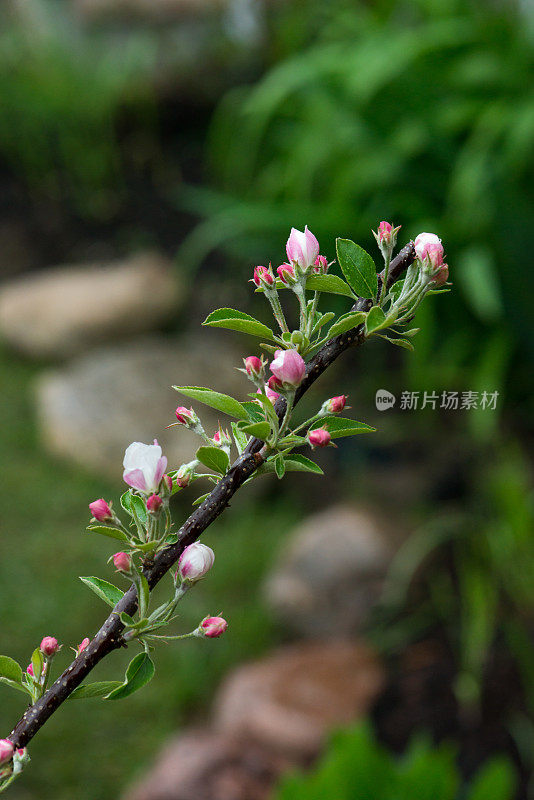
[9,241,416,749]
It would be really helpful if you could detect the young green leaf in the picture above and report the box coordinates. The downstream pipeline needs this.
[336,238,378,299]
[326,311,367,339]
[365,306,388,334]
[80,577,125,608]
[256,454,324,476]
[105,652,155,700]
[378,335,415,351]
[137,574,150,618]
[173,386,248,421]
[275,454,286,479]
[310,417,376,438]
[87,525,129,542]
[129,495,148,527]
[31,648,43,682]
[69,681,123,700]
[0,677,31,695]
[0,655,23,685]
[192,492,211,507]
[120,612,137,627]
[231,422,249,454]
[203,308,275,340]
[305,274,356,299]
[310,311,336,335]
[195,446,230,475]
[242,401,265,423]
[240,421,272,441]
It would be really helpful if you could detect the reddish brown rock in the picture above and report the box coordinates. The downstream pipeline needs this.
[122,730,293,800]
[213,640,384,759]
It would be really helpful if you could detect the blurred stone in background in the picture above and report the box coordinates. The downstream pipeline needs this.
[0,252,181,360]
[35,335,243,477]
[263,506,396,637]
[124,641,383,800]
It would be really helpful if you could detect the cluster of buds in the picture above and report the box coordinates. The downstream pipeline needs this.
[212,427,231,450]
[252,265,275,291]
[414,232,449,286]
[373,220,401,264]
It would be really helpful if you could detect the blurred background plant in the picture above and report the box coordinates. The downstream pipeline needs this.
[0,0,533,798]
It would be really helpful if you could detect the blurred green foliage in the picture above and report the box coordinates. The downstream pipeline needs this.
[182,0,534,422]
[275,722,516,800]
[0,1,156,218]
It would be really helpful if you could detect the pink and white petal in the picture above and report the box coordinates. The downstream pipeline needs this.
[123,469,147,491]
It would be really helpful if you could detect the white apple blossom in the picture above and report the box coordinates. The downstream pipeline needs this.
[122,440,167,493]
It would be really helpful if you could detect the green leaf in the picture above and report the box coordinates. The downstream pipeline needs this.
[120,612,137,627]
[137,574,150,618]
[365,306,388,334]
[231,422,249,454]
[242,401,265,422]
[326,311,367,338]
[31,648,43,681]
[0,677,31,695]
[129,495,148,527]
[378,335,415,351]
[310,311,336,335]
[336,239,378,299]
[80,577,125,608]
[305,273,356,298]
[466,757,515,800]
[310,417,376,439]
[192,492,210,507]
[0,655,23,684]
[240,421,272,441]
[275,454,286,479]
[203,308,275,339]
[87,525,129,542]
[105,652,155,701]
[69,681,123,700]
[257,454,323,476]
[173,386,248,420]
[195,446,230,475]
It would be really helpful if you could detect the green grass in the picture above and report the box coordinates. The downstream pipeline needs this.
[0,346,297,799]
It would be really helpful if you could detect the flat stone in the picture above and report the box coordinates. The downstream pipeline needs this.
[35,335,244,478]
[263,506,394,637]
[0,252,181,359]
[213,641,384,760]
[122,730,293,800]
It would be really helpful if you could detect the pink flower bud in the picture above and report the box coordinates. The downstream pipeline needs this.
[175,464,194,488]
[264,383,280,403]
[163,474,173,492]
[146,494,163,513]
[40,636,59,657]
[244,356,263,379]
[252,265,275,289]
[286,226,320,270]
[0,740,14,766]
[308,426,331,448]
[200,616,228,638]
[270,348,306,389]
[414,232,444,263]
[26,663,34,677]
[276,262,296,285]
[433,264,449,286]
[326,395,348,413]
[175,406,196,425]
[113,551,132,573]
[177,542,215,583]
[373,221,400,255]
[77,637,90,654]
[89,499,113,522]
[313,255,329,274]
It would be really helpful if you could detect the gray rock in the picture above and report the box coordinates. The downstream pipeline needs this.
[35,335,244,478]
[0,252,181,359]
[122,729,293,800]
[263,506,395,637]
[213,640,384,760]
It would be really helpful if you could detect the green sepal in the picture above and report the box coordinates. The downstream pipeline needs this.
[195,446,230,475]
[336,238,378,299]
[173,386,248,421]
[203,308,275,340]
[80,577,125,608]
[104,652,155,700]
